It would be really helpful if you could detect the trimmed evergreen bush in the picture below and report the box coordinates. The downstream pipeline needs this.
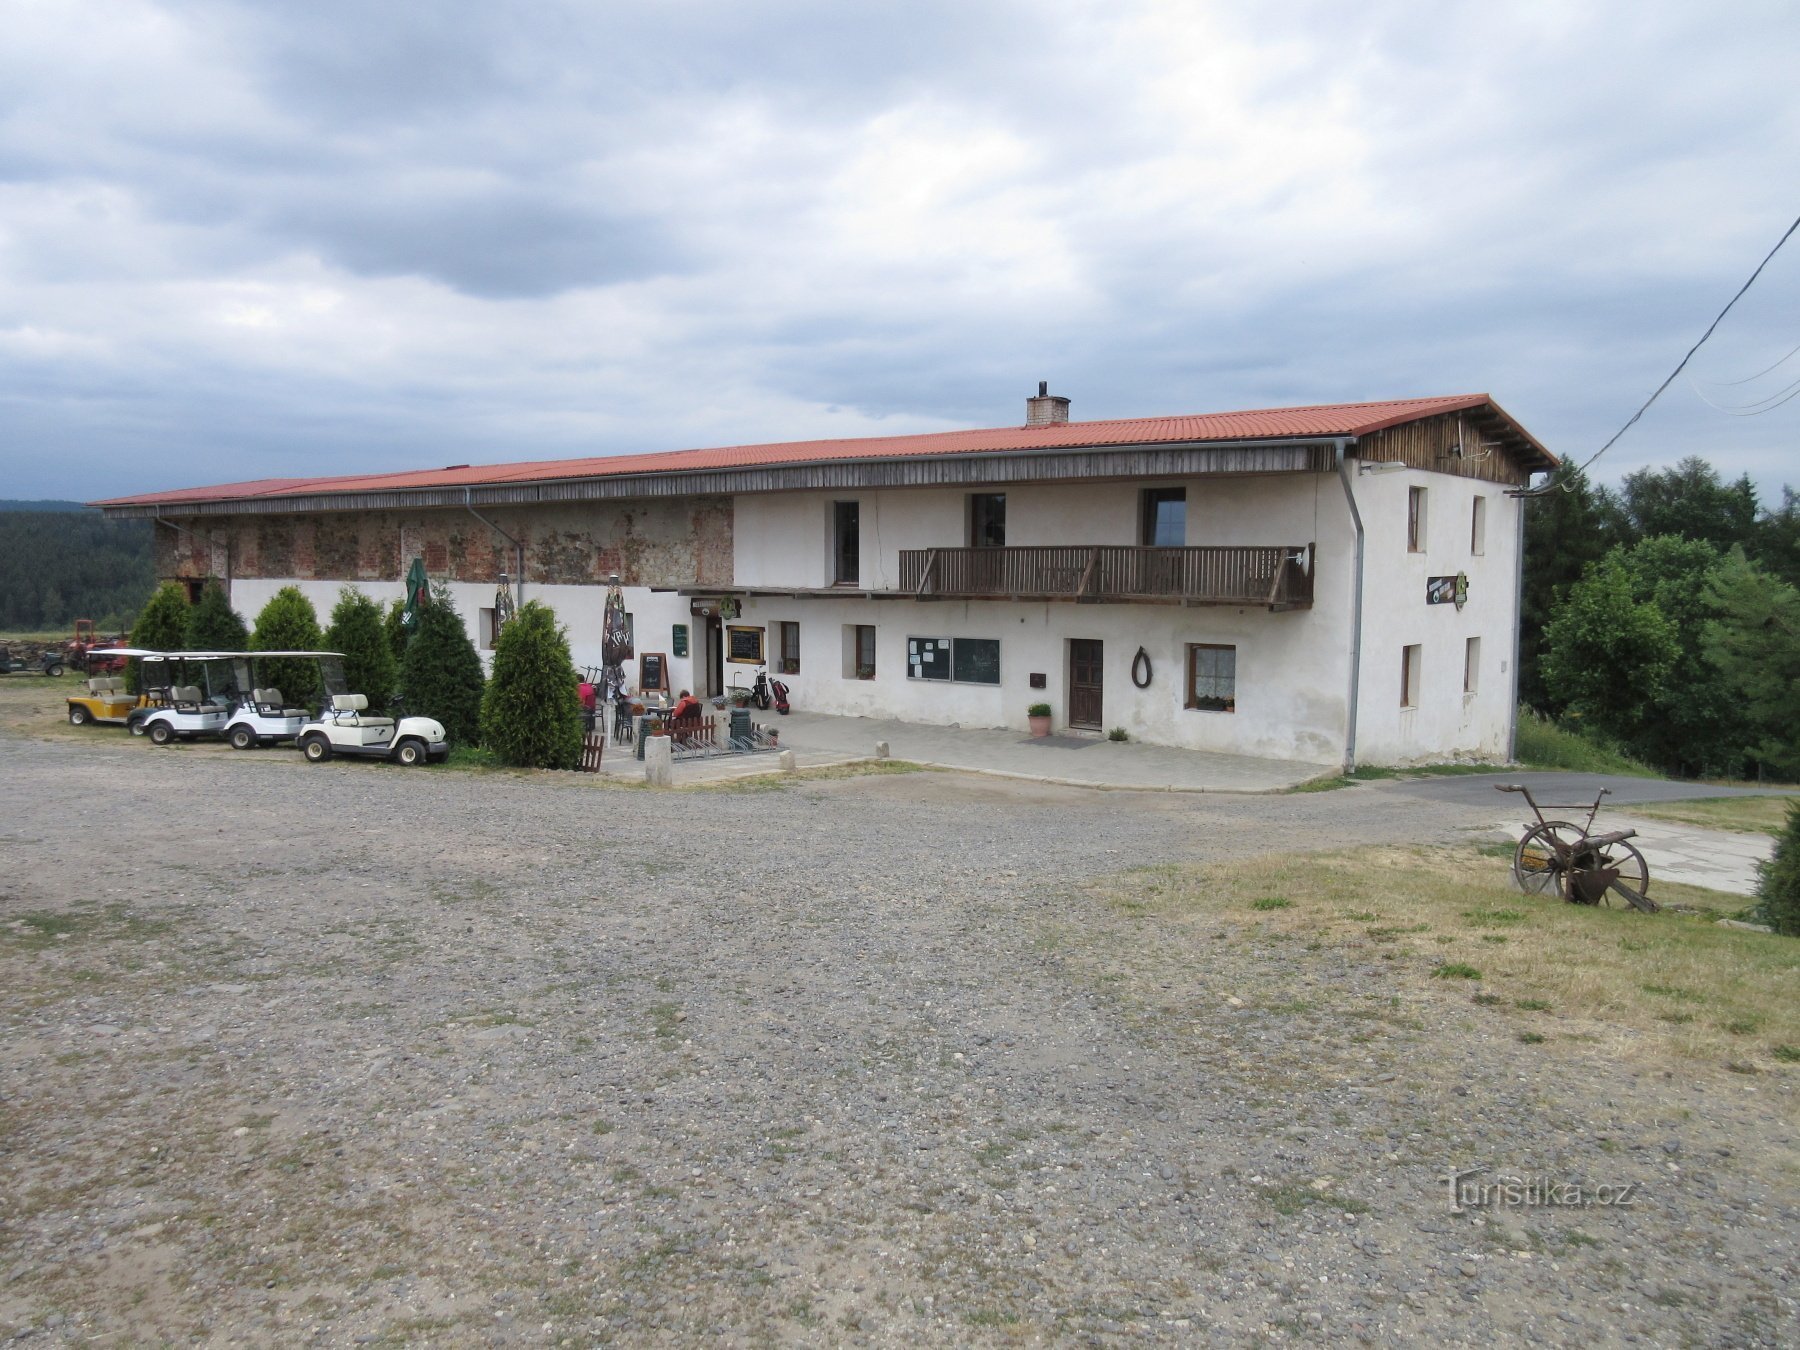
[384,596,411,665]
[400,585,486,748]
[126,581,190,691]
[184,578,249,651]
[480,601,583,769]
[1756,802,1800,937]
[251,586,324,709]
[324,587,398,711]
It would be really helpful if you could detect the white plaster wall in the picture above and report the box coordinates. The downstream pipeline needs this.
[228,578,700,699]
[1346,469,1520,764]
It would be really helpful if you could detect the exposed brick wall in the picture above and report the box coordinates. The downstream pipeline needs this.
[156,498,735,590]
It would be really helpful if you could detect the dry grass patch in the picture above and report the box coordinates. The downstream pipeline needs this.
[1626,795,1798,836]
[1090,845,1800,1068]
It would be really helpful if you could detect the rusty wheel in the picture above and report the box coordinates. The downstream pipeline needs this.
[1513,822,1584,899]
[1595,839,1655,912]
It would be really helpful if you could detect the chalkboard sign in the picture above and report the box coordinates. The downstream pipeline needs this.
[952,637,1001,686]
[727,625,765,664]
[672,623,689,657]
[638,652,669,693]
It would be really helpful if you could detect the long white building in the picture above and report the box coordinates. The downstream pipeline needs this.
[95,389,1555,768]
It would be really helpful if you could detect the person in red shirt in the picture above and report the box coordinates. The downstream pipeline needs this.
[669,689,702,722]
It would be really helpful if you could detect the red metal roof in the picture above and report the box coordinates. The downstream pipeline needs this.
[93,394,1546,507]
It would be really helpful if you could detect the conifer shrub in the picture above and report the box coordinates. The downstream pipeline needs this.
[384,597,411,665]
[1756,802,1800,937]
[479,601,583,769]
[324,587,398,711]
[184,578,249,651]
[126,581,190,691]
[250,586,324,709]
[399,585,485,748]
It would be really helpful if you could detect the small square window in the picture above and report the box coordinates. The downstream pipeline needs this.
[1408,487,1428,553]
[1185,643,1236,712]
[1401,644,1422,708]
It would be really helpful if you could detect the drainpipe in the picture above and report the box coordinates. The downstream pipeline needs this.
[463,489,525,609]
[1508,489,1526,763]
[1334,439,1364,773]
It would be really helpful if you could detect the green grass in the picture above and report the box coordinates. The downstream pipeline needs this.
[1628,795,1798,836]
[1513,708,1657,776]
[1251,896,1292,911]
[444,745,499,771]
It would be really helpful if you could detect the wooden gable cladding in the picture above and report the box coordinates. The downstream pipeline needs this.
[1355,410,1536,485]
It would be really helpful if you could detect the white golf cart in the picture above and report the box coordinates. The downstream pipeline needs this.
[221,650,345,750]
[296,689,449,766]
[131,653,241,745]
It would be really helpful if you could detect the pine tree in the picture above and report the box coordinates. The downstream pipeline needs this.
[324,587,398,711]
[383,597,411,665]
[185,578,249,650]
[400,585,486,748]
[480,601,582,769]
[127,582,190,691]
[251,586,324,709]
[1756,803,1800,937]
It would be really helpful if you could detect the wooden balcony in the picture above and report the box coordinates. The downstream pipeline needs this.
[896,545,1314,609]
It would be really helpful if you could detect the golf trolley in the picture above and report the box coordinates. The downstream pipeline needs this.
[1497,784,1657,912]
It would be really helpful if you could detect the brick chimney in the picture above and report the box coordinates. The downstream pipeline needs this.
[1025,380,1070,425]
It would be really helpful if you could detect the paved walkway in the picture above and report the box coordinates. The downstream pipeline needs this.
[596,709,1325,791]
[1495,813,1774,897]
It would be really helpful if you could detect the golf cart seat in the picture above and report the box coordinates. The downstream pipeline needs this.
[332,693,394,727]
[255,687,310,717]
[87,676,122,696]
[171,684,205,710]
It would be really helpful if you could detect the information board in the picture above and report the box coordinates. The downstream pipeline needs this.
[727,625,765,664]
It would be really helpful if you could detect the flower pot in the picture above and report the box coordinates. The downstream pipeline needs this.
[1028,714,1052,738]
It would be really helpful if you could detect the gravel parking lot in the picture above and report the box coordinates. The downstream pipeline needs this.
[1,718,1795,1346]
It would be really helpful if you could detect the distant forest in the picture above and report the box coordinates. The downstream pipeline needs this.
[0,502,154,632]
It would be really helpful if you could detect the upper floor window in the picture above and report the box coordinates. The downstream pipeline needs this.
[1407,487,1428,553]
[833,501,860,585]
[969,493,1006,548]
[1470,496,1487,555]
[1141,487,1187,547]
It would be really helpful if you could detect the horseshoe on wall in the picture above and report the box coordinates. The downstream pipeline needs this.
[1131,646,1153,689]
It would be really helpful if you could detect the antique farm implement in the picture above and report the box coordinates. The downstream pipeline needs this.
[1497,784,1656,911]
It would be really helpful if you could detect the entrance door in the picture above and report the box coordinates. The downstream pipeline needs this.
[1069,639,1104,729]
[705,616,724,697]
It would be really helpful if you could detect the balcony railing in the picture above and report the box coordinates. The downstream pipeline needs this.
[896,544,1314,608]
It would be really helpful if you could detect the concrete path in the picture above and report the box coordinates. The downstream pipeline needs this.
[1491,813,1774,897]
[599,709,1325,791]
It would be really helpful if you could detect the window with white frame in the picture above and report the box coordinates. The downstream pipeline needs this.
[1186,643,1236,712]
[1464,636,1480,694]
[1470,496,1486,555]
[1408,487,1428,553]
[841,624,876,679]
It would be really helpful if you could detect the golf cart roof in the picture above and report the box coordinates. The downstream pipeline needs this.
[242,650,347,659]
[137,651,244,661]
[86,647,165,659]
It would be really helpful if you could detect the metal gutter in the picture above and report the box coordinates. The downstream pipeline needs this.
[463,489,526,609]
[1333,439,1363,772]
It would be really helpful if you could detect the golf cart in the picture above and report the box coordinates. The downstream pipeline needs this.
[221,650,345,750]
[130,652,241,745]
[297,689,449,766]
[66,647,160,726]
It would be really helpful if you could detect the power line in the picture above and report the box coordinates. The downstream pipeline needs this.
[1554,210,1800,486]
[1695,335,1800,387]
[1686,365,1800,416]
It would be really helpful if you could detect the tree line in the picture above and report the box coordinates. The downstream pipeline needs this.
[0,508,153,632]
[1521,457,1800,781]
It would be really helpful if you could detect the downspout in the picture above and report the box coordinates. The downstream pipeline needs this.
[1334,439,1364,773]
[1508,488,1526,763]
[463,489,525,610]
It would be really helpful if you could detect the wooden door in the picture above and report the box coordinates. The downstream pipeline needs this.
[1069,639,1104,729]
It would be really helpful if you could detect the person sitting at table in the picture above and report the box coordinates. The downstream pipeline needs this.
[669,689,702,722]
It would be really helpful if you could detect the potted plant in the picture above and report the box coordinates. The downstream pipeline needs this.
[1028,702,1052,738]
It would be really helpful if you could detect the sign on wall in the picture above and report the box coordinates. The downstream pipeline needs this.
[1426,573,1469,610]
[672,623,689,657]
[727,625,765,664]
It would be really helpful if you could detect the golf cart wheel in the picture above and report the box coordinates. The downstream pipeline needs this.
[394,738,426,767]
[300,734,333,763]
[127,715,149,737]
[68,704,91,726]
[45,663,63,677]
[148,721,175,746]
[228,725,256,751]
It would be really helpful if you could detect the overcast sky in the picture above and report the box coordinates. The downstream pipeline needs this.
[3,0,1798,503]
